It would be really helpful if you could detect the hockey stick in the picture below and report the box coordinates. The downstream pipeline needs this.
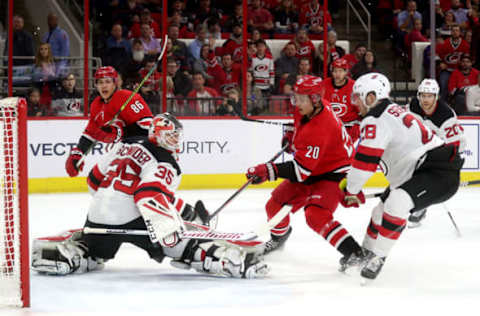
[365,179,480,199]
[207,144,289,221]
[76,35,169,168]
[83,227,258,241]
[230,101,288,127]
[83,206,293,242]
[442,203,462,237]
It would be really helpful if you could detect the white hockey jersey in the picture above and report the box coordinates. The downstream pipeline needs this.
[408,97,466,153]
[251,54,275,90]
[86,136,184,225]
[346,99,444,193]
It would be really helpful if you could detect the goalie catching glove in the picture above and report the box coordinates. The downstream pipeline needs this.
[339,178,365,208]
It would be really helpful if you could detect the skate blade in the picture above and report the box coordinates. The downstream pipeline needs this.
[360,277,373,286]
[408,221,422,229]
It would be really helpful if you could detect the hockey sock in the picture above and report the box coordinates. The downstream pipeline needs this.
[375,212,406,257]
[266,198,290,236]
[363,202,383,251]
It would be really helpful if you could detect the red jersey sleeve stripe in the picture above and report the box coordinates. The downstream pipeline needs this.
[87,165,104,191]
[357,145,384,157]
[134,181,175,203]
[293,159,312,182]
[352,159,378,172]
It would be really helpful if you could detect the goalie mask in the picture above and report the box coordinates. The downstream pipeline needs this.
[291,75,324,107]
[149,113,183,153]
[352,72,390,112]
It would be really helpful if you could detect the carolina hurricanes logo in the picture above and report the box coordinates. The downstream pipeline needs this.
[445,52,462,64]
[254,64,268,72]
[67,101,81,112]
[330,102,347,117]
[298,46,311,55]
[233,47,242,58]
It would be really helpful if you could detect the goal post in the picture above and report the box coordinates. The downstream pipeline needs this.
[0,97,30,307]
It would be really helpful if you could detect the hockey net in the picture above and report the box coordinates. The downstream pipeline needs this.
[0,97,29,307]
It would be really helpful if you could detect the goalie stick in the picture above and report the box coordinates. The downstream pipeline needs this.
[76,34,169,168]
[83,204,293,243]
[207,144,289,221]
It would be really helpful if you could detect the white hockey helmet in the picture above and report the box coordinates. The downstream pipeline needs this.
[352,72,391,111]
[417,78,439,99]
[148,112,183,153]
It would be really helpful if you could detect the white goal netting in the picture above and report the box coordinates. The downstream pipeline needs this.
[0,97,25,307]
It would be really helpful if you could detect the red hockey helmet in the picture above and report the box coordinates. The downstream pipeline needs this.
[94,66,118,83]
[148,112,184,153]
[332,58,349,70]
[292,75,324,106]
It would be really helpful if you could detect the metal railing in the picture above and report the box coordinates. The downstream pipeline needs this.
[346,0,371,49]
[0,56,102,95]
[161,95,292,117]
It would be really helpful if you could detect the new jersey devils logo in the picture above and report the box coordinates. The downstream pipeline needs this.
[330,102,347,117]
[254,64,269,72]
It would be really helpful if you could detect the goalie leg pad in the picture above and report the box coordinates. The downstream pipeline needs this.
[31,229,104,275]
[189,241,269,279]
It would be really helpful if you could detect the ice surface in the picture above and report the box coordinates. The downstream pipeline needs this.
[2,187,480,315]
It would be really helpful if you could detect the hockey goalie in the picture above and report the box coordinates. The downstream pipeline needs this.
[32,113,269,279]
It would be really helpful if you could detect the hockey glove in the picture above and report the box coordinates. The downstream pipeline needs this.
[65,147,85,177]
[339,179,365,208]
[84,119,125,143]
[246,163,278,184]
[281,123,295,154]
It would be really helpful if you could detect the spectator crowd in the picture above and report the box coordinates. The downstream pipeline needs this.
[2,0,480,116]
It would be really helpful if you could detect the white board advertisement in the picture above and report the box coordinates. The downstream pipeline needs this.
[27,118,480,178]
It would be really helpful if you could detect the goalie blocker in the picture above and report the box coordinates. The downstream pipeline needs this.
[32,113,268,279]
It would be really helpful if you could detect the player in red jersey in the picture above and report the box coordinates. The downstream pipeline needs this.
[245,75,365,265]
[320,58,361,142]
[65,66,153,177]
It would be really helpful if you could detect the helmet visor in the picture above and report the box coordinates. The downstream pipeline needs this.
[291,93,311,106]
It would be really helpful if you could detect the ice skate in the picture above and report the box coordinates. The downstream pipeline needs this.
[263,227,292,255]
[360,255,386,282]
[408,209,427,228]
[339,248,374,272]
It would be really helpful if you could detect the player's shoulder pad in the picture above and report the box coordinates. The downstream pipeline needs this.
[430,100,456,126]
[365,98,391,119]
[123,136,181,175]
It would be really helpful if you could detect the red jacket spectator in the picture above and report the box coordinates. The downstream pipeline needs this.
[436,26,470,71]
[207,54,241,95]
[288,29,316,70]
[448,58,479,94]
[187,72,222,114]
[129,20,161,39]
